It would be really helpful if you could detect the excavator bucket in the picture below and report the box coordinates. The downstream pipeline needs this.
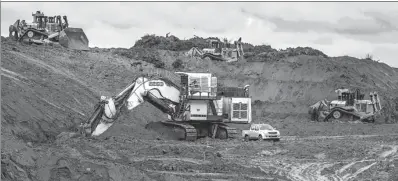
[59,28,89,51]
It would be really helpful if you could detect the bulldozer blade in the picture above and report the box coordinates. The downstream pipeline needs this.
[59,28,89,51]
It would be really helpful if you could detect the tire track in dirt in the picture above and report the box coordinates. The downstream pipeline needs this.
[217,135,398,181]
[282,134,398,141]
[145,170,277,180]
[341,145,398,180]
[251,145,398,181]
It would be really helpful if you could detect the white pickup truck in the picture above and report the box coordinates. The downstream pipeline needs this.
[242,123,280,141]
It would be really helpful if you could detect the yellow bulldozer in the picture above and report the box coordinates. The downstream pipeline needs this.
[8,10,89,51]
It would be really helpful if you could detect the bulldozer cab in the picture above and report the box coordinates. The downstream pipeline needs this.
[209,40,220,48]
[48,17,55,23]
[32,11,46,30]
[32,11,44,23]
[207,39,222,53]
[336,88,364,106]
[341,92,356,106]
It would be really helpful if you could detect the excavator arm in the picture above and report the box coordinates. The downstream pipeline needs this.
[79,76,181,137]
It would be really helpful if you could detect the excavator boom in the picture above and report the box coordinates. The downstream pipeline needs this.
[80,76,181,137]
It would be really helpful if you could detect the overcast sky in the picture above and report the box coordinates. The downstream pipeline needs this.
[2,2,398,68]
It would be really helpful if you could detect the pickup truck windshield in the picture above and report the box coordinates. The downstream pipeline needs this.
[260,125,273,130]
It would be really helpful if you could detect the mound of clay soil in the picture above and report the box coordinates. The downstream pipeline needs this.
[0,37,176,144]
[1,41,97,143]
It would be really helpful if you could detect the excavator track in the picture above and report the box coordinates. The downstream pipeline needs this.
[160,121,198,141]
[217,123,238,139]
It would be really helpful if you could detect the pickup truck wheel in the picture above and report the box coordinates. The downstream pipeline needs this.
[244,135,249,141]
[258,135,263,141]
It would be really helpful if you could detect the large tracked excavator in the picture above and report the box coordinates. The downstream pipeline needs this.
[8,11,89,50]
[79,71,252,141]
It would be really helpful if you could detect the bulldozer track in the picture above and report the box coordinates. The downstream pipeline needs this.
[161,121,198,141]
[201,53,226,61]
[18,28,49,43]
[324,107,362,122]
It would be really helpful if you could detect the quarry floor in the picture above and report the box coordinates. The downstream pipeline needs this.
[2,131,398,181]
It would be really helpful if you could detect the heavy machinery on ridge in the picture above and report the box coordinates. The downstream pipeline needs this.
[309,88,382,123]
[8,10,89,50]
[79,71,252,141]
[186,37,245,62]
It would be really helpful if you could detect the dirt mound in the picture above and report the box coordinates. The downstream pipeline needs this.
[1,41,97,143]
[0,38,170,143]
[145,122,186,140]
[94,103,172,140]
[244,46,328,62]
[133,34,211,51]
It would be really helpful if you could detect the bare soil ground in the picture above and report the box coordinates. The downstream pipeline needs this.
[3,133,398,181]
[2,36,398,181]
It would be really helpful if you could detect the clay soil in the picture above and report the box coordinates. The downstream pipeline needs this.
[2,37,398,181]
